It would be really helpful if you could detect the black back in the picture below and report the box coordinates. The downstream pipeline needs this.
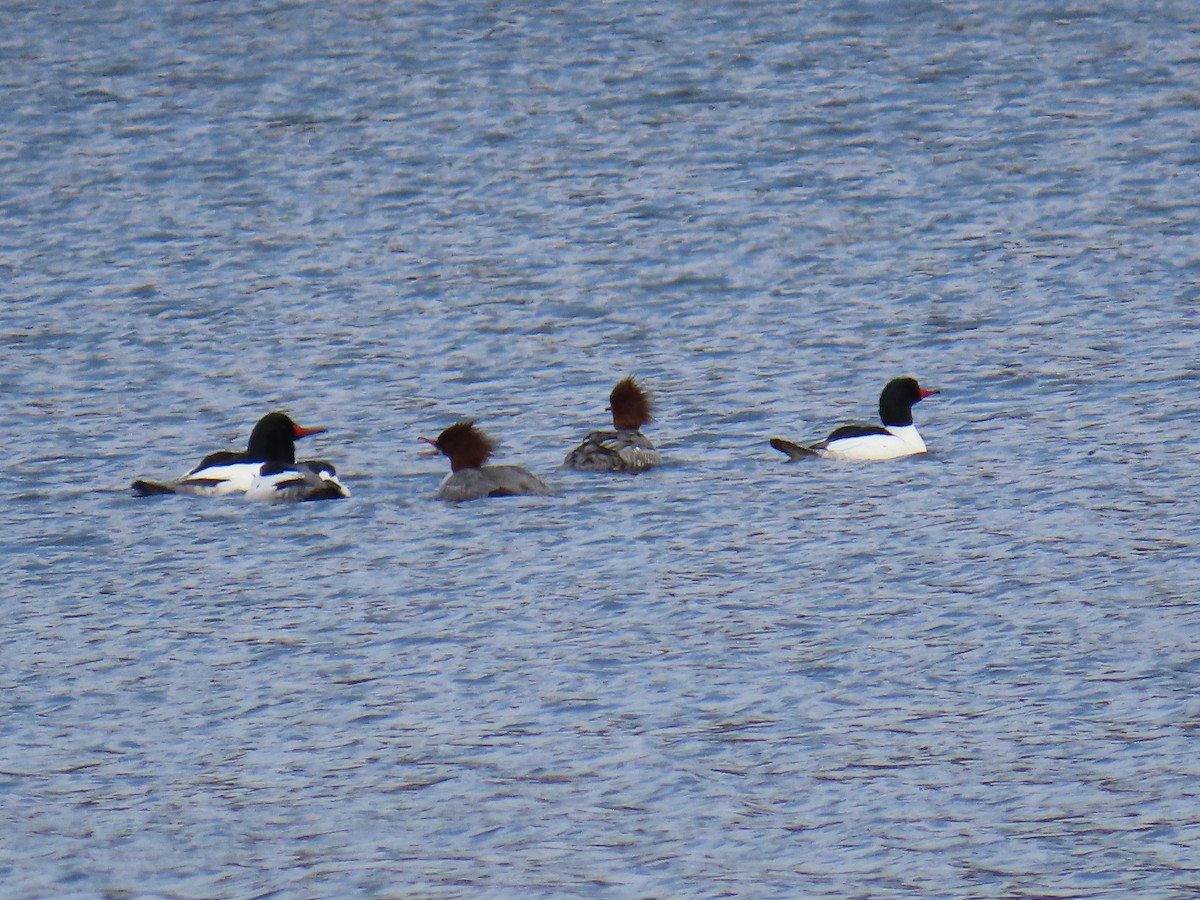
[826,424,891,442]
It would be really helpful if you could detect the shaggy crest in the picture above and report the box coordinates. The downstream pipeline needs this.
[425,420,495,472]
[609,377,654,430]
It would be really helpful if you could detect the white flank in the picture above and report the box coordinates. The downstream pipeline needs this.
[177,462,261,495]
[818,426,927,461]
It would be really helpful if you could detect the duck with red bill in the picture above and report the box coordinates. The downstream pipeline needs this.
[131,410,349,501]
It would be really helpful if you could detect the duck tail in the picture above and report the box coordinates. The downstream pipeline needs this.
[769,438,816,461]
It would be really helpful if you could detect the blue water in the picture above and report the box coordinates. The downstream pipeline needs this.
[4,1,1200,896]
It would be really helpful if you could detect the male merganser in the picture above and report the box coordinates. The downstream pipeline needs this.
[421,420,556,501]
[564,376,662,473]
[770,377,939,461]
[131,411,350,501]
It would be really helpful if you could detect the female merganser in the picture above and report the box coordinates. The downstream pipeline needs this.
[131,411,350,501]
[564,376,662,473]
[770,377,939,461]
[421,420,556,501]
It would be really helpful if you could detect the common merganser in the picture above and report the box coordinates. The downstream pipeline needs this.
[564,376,662,473]
[770,377,939,461]
[131,411,350,501]
[564,374,667,475]
[421,420,556,501]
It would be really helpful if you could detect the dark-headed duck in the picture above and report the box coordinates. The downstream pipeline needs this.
[770,377,939,461]
[132,410,350,501]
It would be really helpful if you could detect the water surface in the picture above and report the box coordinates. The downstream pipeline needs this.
[3,1,1200,896]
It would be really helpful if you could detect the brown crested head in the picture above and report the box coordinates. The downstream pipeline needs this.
[608,376,653,430]
[422,420,495,472]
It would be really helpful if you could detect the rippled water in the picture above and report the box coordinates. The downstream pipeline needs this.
[4,1,1200,896]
